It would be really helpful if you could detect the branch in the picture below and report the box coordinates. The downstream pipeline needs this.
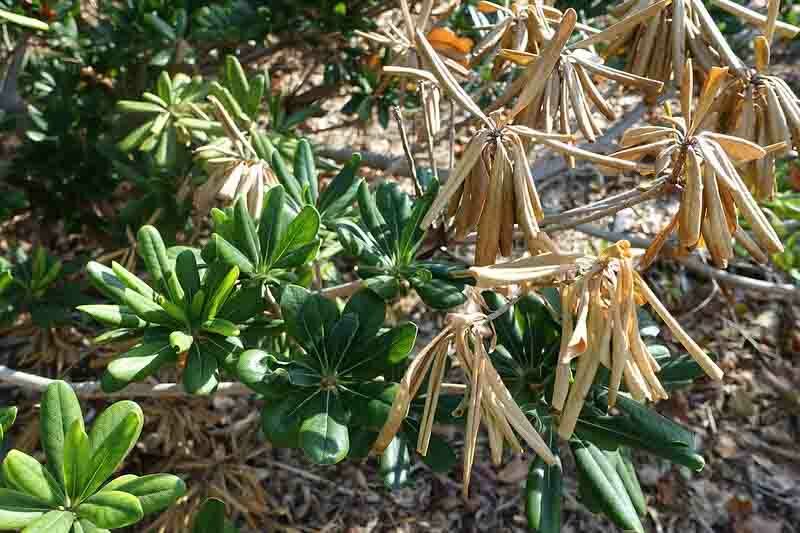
[0,365,252,398]
[574,225,800,302]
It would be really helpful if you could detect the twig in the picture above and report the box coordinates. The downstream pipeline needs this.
[319,279,365,299]
[262,458,356,496]
[541,179,671,232]
[392,106,422,197]
[0,365,252,398]
[574,225,800,302]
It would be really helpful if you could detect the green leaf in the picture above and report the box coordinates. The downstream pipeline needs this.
[0,9,50,31]
[224,56,250,105]
[380,433,411,490]
[64,421,91,501]
[280,285,339,356]
[110,262,155,300]
[175,250,201,304]
[325,314,360,365]
[575,393,705,471]
[1,451,63,507]
[572,440,643,533]
[525,430,561,533]
[342,289,385,345]
[357,181,391,256]
[271,206,320,268]
[318,154,361,218]
[40,381,84,488]
[203,265,240,321]
[76,305,146,329]
[207,235,254,274]
[271,151,303,205]
[612,449,647,517]
[294,139,318,203]
[346,323,417,378]
[80,402,144,501]
[0,489,49,529]
[111,474,186,516]
[261,394,306,448]
[234,196,261,266]
[21,510,74,533]
[106,337,176,386]
[201,318,240,337]
[299,392,349,465]
[218,285,265,324]
[0,406,18,435]
[192,498,226,533]
[362,275,400,300]
[184,343,220,395]
[272,240,321,270]
[412,278,465,310]
[137,226,170,292]
[398,179,438,260]
[259,186,288,265]
[75,491,143,529]
[376,182,412,253]
[418,433,457,473]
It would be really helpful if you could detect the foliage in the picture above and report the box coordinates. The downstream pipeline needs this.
[238,286,417,465]
[0,381,184,531]
[0,247,87,328]
[337,180,469,309]
[81,226,255,394]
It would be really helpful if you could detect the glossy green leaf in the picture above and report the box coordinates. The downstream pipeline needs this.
[259,185,288,265]
[75,491,143,529]
[40,381,84,488]
[80,402,143,500]
[184,344,219,395]
[342,288,385,345]
[21,510,74,533]
[1,451,63,507]
[299,392,349,465]
[0,9,49,31]
[234,196,261,266]
[0,489,49,529]
[72,517,110,533]
[294,139,317,202]
[318,154,361,218]
[110,262,154,300]
[106,337,176,385]
[572,440,643,533]
[261,393,306,448]
[412,278,465,310]
[575,393,705,471]
[203,265,240,321]
[192,498,228,533]
[612,449,647,517]
[76,305,146,329]
[175,250,201,303]
[63,420,91,501]
[218,285,265,324]
[111,474,186,516]
[357,181,390,256]
[271,151,303,204]
[271,206,320,268]
[525,430,561,533]
[207,235,254,274]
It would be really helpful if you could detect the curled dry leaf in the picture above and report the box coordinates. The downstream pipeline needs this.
[372,313,559,498]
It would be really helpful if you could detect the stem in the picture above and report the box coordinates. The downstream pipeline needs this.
[0,365,252,398]
[392,105,422,197]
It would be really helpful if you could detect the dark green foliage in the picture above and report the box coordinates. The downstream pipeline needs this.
[337,180,468,309]
[238,286,416,465]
